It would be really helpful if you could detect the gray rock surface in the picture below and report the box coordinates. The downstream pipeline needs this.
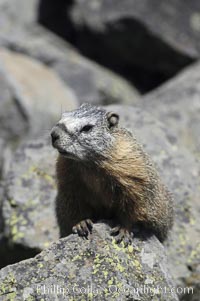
[0,0,37,38]
[0,0,140,105]
[0,47,78,143]
[0,139,6,180]
[0,184,4,240]
[3,140,59,250]
[0,25,140,106]
[0,223,179,301]
[0,138,4,239]
[0,67,27,144]
[0,138,11,239]
[142,62,200,159]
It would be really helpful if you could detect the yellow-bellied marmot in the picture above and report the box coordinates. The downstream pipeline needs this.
[51,104,173,245]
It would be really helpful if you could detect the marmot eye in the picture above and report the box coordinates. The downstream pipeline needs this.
[80,125,93,133]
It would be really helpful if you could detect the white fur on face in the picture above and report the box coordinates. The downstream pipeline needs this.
[58,116,95,135]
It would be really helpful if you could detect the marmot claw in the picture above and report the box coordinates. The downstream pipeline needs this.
[110,226,133,247]
[72,219,93,239]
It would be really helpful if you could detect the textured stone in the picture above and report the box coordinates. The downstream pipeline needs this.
[0,48,78,143]
[0,25,140,106]
[0,223,179,301]
[0,0,37,37]
[0,138,11,239]
[2,140,59,251]
[0,0,140,103]
[140,61,200,158]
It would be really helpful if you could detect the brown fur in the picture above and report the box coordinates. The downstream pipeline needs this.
[56,128,173,241]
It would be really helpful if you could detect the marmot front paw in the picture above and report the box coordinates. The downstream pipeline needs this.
[110,225,133,246]
[72,219,93,239]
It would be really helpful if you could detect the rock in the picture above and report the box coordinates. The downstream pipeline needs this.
[0,139,19,270]
[69,0,200,58]
[0,138,39,269]
[106,105,200,300]
[2,140,59,252]
[140,62,200,159]
[42,0,199,91]
[0,0,140,104]
[0,47,78,143]
[0,138,11,237]
[0,139,7,180]
[0,67,27,144]
[0,223,179,301]
[0,180,4,240]
[0,24,140,105]
[0,0,37,38]
[53,50,140,106]
[0,184,4,239]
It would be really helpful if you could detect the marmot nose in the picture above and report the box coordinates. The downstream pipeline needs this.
[51,128,60,144]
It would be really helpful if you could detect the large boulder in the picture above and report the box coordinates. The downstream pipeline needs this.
[40,0,200,90]
[0,48,77,143]
[0,139,6,239]
[0,0,140,105]
[2,140,59,252]
[0,223,179,301]
[0,25,140,105]
[141,61,200,158]
[0,0,37,38]
[0,139,7,180]
[0,138,11,238]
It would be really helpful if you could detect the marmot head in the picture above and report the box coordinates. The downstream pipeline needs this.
[51,103,119,161]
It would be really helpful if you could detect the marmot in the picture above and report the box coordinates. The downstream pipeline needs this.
[51,104,173,245]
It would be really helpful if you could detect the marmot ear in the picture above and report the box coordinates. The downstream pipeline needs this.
[107,112,119,128]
